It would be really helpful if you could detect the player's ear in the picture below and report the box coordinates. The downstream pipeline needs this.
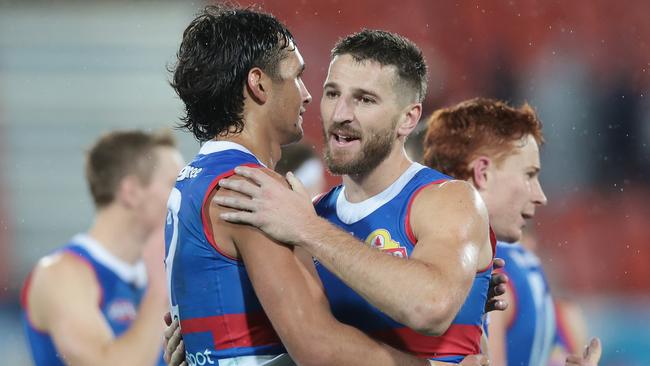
[246,67,269,104]
[116,175,144,208]
[469,156,491,191]
[397,103,422,138]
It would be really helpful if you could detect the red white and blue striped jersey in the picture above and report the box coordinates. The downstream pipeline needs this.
[22,234,163,366]
[165,141,287,365]
[314,163,494,364]
[494,242,556,366]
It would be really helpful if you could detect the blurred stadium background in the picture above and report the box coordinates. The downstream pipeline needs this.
[0,1,648,364]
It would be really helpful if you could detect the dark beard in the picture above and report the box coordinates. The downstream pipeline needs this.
[323,125,396,176]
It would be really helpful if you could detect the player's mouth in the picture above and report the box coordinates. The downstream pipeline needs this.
[330,131,361,148]
[521,212,534,220]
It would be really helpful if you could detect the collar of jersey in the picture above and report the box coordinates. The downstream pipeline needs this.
[72,233,147,288]
[198,140,267,167]
[335,162,425,224]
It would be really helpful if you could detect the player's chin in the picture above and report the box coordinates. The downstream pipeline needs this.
[502,227,523,244]
[282,127,304,145]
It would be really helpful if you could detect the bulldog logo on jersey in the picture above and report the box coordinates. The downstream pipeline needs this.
[107,299,137,324]
[365,229,408,258]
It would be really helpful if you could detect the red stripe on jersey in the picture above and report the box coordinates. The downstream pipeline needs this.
[477,228,498,273]
[404,179,448,245]
[371,324,482,359]
[311,192,327,206]
[20,271,33,310]
[181,311,281,350]
[200,163,262,262]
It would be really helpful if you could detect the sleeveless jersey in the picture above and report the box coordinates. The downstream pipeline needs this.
[314,163,494,364]
[495,241,556,366]
[21,234,162,366]
[165,141,287,366]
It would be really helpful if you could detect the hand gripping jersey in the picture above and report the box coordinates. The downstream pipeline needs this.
[21,234,163,366]
[314,163,495,364]
[166,141,288,366]
[495,242,556,366]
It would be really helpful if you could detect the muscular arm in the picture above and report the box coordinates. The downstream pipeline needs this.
[213,176,427,366]
[285,181,492,335]
[216,169,493,336]
[27,253,166,366]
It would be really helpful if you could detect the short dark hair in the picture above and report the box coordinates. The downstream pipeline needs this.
[332,29,428,102]
[423,98,544,180]
[86,130,176,208]
[170,5,295,141]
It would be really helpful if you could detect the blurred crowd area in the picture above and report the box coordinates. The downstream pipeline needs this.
[0,0,648,364]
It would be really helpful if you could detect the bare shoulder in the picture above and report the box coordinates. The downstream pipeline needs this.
[31,251,97,290]
[213,166,288,199]
[409,179,490,247]
[414,179,484,213]
[27,251,100,328]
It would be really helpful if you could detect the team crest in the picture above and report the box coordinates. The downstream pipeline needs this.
[107,299,137,324]
[365,229,408,258]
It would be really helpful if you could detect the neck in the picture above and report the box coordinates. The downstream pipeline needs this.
[341,144,413,203]
[87,206,148,264]
[216,112,282,169]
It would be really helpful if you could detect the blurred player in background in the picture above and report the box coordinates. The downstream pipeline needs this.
[520,230,591,366]
[422,97,601,366]
[275,142,327,198]
[21,130,183,365]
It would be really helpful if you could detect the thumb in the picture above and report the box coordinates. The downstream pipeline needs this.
[583,337,602,364]
[286,171,309,197]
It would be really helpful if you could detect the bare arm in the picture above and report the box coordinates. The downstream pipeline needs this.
[298,181,490,335]
[216,169,492,336]
[27,253,166,366]
[213,177,427,366]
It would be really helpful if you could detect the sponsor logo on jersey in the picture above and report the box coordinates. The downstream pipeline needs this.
[186,349,215,366]
[365,229,408,258]
[107,299,137,323]
[177,165,203,181]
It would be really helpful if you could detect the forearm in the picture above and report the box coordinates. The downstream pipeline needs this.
[298,217,457,334]
[99,289,166,365]
[297,319,427,366]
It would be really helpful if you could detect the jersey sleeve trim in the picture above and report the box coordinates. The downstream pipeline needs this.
[200,163,262,262]
[403,179,448,246]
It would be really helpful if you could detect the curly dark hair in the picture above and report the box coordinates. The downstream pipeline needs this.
[170,5,295,142]
[332,29,428,103]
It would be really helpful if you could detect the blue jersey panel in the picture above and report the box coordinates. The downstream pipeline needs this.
[495,242,556,366]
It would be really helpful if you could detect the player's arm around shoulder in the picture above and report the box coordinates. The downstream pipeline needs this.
[408,180,493,334]
[210,170,427,366]
[26,252,162,365]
